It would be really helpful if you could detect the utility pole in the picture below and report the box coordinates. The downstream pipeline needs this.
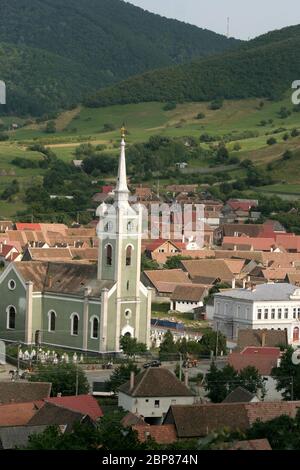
[291,376,294,401]
[179,353,183,382]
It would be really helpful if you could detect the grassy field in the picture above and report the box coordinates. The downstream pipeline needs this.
[0,94,299,217]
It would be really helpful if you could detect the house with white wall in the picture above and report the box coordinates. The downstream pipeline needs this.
[118,367,195,424]
[213,283,300,344]
[170,284,208,313]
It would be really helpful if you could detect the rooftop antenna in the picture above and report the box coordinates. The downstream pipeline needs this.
[227,17,230,39]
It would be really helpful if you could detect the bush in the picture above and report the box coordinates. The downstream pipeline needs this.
[196,112,205,119]
[163,101,177,111]
[0,133,9,141]
[267,137,277,145]
[209,99,223,110]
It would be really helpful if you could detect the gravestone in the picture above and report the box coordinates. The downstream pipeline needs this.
[0,340,6,364]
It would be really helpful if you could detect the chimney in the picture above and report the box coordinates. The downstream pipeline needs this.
[261,331,266,347]
[130,371,135,391]
[184,371,189,387]
[243,278,247,289]
[232,278,236,289]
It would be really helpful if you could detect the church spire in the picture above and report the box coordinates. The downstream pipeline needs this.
[115,125,129,201]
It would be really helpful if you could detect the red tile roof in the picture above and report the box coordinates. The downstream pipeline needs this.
[229,347,281,375]
[229,439,272,450]
[101,185,114,194]
[0,402,38,426]
[228,200,257,212]
[15,223,42,231]
[44,395,103,421]
[133,424,177,444]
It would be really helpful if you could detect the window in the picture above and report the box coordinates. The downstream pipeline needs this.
[91,317,99,339]
[171,399,177,405]
[106,244,112,266]
[271,308,275,320]
[71,313,79,336]
[127,221,133,232]
[127,281,130,291]
[48,311,56,332]
[125,309,132,320]
[7,306,16,329]
[8,279,16,290]
[126,245,132,266]
[278,308,282,319]
[293,308,297,319]
[284,308,289,319]
[298,308,300,319]
[264,308,268,320]
[257,309,262,320]
[154,400,160,408]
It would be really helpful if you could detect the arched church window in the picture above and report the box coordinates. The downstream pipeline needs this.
[126,245,132,266]
[91,317,99,339]
[127,281,130,291]
[106,244,112,266]
[71,313,79,336]
[48,311,56,332]
[7,306,16,330]
[127,221,133,232]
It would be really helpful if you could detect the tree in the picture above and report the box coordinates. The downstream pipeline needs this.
[120,335,147,357]
[141,253,159,271]
[199,330,227,356]
[246,412,300,450]
[159,330,179,360]
[205,362,237,403]
[282,150,293,160]
[215,144,229,163]
[271,346,300,400]
[45,120,56,133]
[266,137,277,145]
[107,362,140,393]
[238,366,266,399]
[29,363,89,396]
[163,255,192,270]
[25,412,149,450]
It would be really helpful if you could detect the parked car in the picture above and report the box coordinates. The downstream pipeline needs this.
[143,360,161,369]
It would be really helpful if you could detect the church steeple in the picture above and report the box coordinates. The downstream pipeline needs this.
[115,126,129,202]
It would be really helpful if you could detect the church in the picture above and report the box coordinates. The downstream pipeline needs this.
[0,131,152,353]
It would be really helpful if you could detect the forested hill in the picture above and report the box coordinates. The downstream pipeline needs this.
[0,0,239,115]
[85,25,300,107]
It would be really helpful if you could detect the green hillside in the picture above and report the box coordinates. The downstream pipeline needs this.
[0,96,299,220]
[0,0,238,115]
[86,25,300,107]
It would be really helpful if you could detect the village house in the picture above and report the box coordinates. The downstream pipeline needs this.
[170,284,208,313]
[118,368,196,424]
[213,282,300,344]
[141,268,191,301]
[163,401,300,439]
[181,258,245,286]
